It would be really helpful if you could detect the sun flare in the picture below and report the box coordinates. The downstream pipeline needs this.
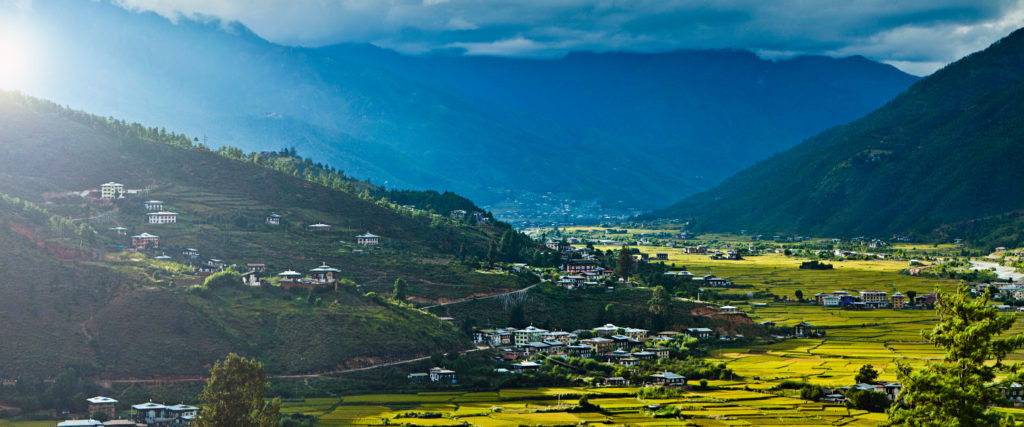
[0,28,34,90]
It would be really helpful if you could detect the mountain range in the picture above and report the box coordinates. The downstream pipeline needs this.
[11,0,918,213]
[651,27,1024,246]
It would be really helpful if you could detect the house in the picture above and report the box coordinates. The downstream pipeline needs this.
[146,212,178,224]
[154,254,172,261]
[407,373,428,383]
[307,223,331,232]
[513,326,549,346]
[540,331,573,344]
[683,246,707,254]
[490,330,514,347]
[511,361,541,373]
[860,290,889,308]
[565,259,598,274]
[593,323,621,337]
[309,263,341,289]
[720,306,742,314]
[881,382,903,402]
[655,331,680,340]
[197,259,224,277]
[567,345,593,358]
[623,327,648,340]
[580,337,615,353]
[915,292,937,307]
[131,401,202,426]
[246,263,266,273]
[86,396,118,419]
[144,200,163,211]
[648,347,671,359]
[814,292,828,305]
[633,351,656,361]
[241,271,262,287]
[604,377,628,386]
[649,372,687,386]
[759,321,776,328]
[1002,382,1024,405]
[266,214,281,225]
[182,248,199,259]
[521,341,550,355]
[823,295,840,307]
[450,209,467,220]
[793,322,814,337]
[891,292,906,309]
[100,182,124,199]
[109,226,128,235]
[686,328,713,339]
[131,233,159,249]
[428,367,456,384]
[655,253,669,260]
[356,233,380,246]
[277,270,303,287]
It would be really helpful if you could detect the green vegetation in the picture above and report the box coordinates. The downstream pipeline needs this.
[651,27,1024,247]
[196,354,280,427]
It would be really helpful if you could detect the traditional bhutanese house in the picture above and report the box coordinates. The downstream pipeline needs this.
[580,337,615,353]
[407,373,428,383]
[814,292,828,305]
[603,349,631,363]
[650,371,687,387]
[144,200,163,211]
[1001,382,1024,405]
[655,253,669,260]
[513,326,549,346]
[522,341,550,355]
[166,404,200,423]
[100,182,123,200]
[633,351,657,361]
[246,263,266,273]
[793,322,814,337]
[109,226,128,235]
[266,213,281,225]
[307,223,331,232]
[196,261,223,277]
[720,305,743,314]
[618,357,640,367]
[182,248,199,258]
[241,271,261,287]
[356,233,380,246]
[511,361,541,373]
[57,420,103,427]
[624,327,648,340]
[685,327,713,339]
[891,292,906,309]
[648,347,671,359]
[131,402,167,425]
[542,340,566,354]
[655,331,680,340]
[567,345,592,358]
[605,377,628,386]
[565,259,598,274]
[593,323,620,337]
[277,270,303,289]
[429,367,456,384]
[146,211,178,224]
[540,331,573,344]
[131,233,159,249]
[310,263,341,290]
[154,254,172,261]
[823,295,840,307]
[86,396,118,419]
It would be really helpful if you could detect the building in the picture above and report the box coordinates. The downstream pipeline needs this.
[860,290,889,308]
[593,323,620,337]
[1002,383,1024,405]
[686,328,713,340]
[513,326,549,346]
[144,200,163,211]
[307,223,331,232]
[605,377,628,386]
[57,421,104,427]
[623,327,648,340]
[793,322,814,337]
[720,306,742,314]
[131,233,159,249]
[146,212,178,224]
[891,292,906,309]
[131,401,200,426]
[540,331,573,344]
[246,263,266,273]
[814,292,828,305]
[277,270,303,288]
[511,361,541,373]
[182,248,199,259]
[266,214,281,225]
[580,337,615,353]
[86,396,118,419]
[683,246,707,254]
[823,295,840,307]
[649,347,671,359]
[566,259,598,274]
[100,182,124,200]
[109,226,128,236]
[655,253,669,260]
[429,367,456,384]
[567,345,593,358]
[310,263,341,289]
[450,209,467,220]
[241,271,262,287]
[356,233,380,246]
[650,372,687,386]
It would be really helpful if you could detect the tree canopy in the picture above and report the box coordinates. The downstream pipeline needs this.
[196,353,281,427]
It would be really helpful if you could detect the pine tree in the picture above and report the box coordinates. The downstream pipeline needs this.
[615,246,633,280]
[392,278,408,302]
[195,353,280,427]
[887,287,1024,425]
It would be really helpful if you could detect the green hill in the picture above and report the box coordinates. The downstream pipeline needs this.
[650,27,1024,245]
[0,91,537,378]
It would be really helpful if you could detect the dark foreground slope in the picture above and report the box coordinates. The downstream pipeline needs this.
[651,27,1024,242]
[0,91,531,377]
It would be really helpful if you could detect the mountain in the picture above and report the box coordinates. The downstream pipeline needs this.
[649,27,1024,242]
[9,0,918,212]
[0,90,537,378]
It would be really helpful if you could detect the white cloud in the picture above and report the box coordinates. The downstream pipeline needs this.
[111,0,1024,75]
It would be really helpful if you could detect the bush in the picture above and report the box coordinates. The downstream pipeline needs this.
[204,270,241,289]
[846,389,891,412]
[799,260,833,270]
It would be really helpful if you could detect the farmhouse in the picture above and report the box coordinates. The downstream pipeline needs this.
[143,200,163,211]
[86,396,118,419]
[131,401,200,425]
[307,223,331,232]
[310,263,341,289]
[246,263,266,273]
[859,290,889,308]
[100,182,124,199]
[182,248,199,258]
[511,361,541,373]
[720,305,743,314]
[567,345,593,358]
[266,213,281,225]
[593,323,621,337]
[109,226,128,235]
[356,233,380,246]
[146,211,178,224]
[814,292,828,305]
[604,377,628,386]
[429,367,456,384]
[580,337,615,353]
[240,271,261,287]
[686,328,713,340]
[513,326,549,346]
[793,322,814,337]
[650,372,687,386]
[566,259,598,274]
[891,292,906,309]
[57,421,103,427]
[131,233,159,249]
[277,270,303,287]
[450,209,467,220]
[823,295,840,307]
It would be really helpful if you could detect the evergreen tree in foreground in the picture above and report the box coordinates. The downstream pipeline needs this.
[196,353,281,427]
[615,246,633,280]
[887,287,1024,426]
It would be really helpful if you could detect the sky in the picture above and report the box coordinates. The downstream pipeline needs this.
[11,0,1021,76]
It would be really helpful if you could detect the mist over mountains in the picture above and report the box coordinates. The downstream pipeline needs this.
[14,0,918,213]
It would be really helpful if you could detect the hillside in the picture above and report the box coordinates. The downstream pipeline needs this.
[650,27,1024,244]
[0,91,535,378]
[10,0,918,211]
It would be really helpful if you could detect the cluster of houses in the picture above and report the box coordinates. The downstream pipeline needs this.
[817,382,903,405]
[58,396,199,427]
[975,282,1024,305]
[408,367,458,384]
[449,209,491,225]
[811,290,936,309]
[663,271,732,287]
[276,263,343,290]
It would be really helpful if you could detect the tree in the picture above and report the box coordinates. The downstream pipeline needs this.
[392,278,408,302]
[195,353,281,427]
[649,286,670,330]
[847,389,891,412]
[855,364,879,384]
[887,287,1024,425]
[906,290,917,302]
[794,290,804,302]
[615,246,634,280]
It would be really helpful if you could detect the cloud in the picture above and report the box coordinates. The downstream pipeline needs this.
[112,0,1024,75]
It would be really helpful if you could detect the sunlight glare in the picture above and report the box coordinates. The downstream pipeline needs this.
[0,26,35,90]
